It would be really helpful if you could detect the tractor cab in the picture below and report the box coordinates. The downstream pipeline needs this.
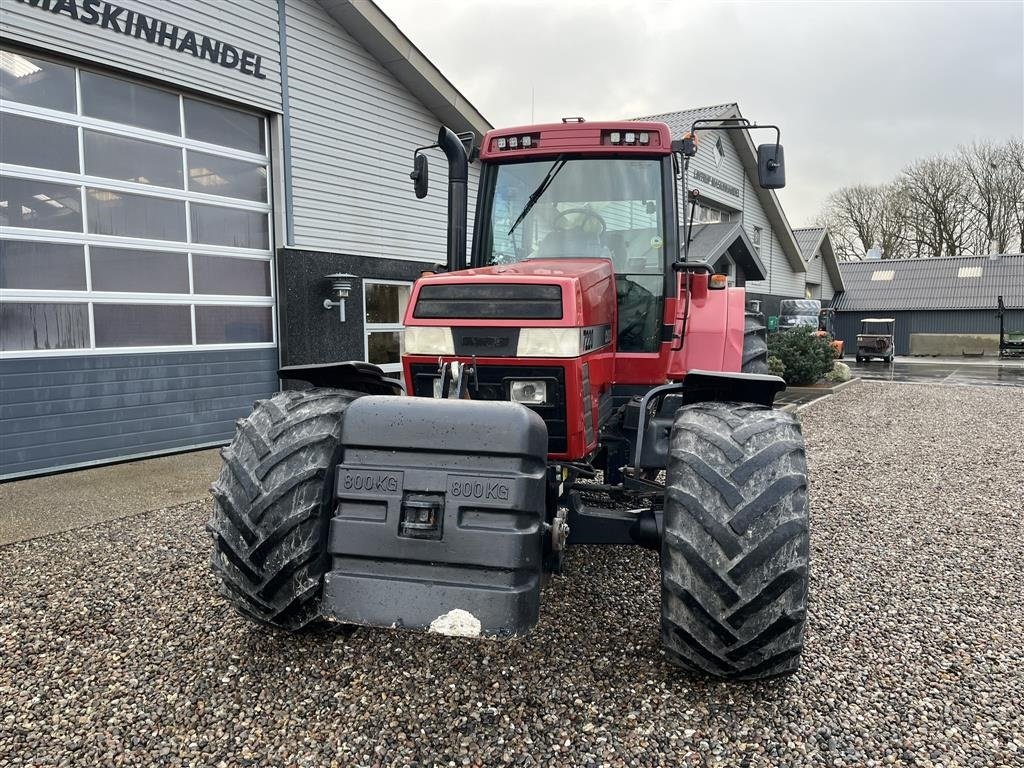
[473,122,676,355]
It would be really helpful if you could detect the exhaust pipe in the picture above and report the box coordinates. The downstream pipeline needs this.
[437,126,468,273]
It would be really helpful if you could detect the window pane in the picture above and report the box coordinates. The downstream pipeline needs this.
[0,240,86,290]
[80,71,180,135]
[0,50,76,112]
[184,98,264,153]
[93,303,191,347]
[187,151,267,202]
[84,131,183,189]
[1,302,89,351]
[190,204,268,249]
[196,305,272,344]
[193,255,270,296]
[86,188,186,241]
[365,283,411,324]
[90,247,189,293]
[367,331,402,365]
[0,113,79,172]
[0,177,82,231]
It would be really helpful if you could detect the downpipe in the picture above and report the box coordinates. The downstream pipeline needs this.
[437,126,468,273]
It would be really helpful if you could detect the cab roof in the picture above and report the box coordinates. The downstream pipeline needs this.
[479,121,672,161]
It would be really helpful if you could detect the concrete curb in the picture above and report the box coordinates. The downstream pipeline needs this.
[794,377,862,413]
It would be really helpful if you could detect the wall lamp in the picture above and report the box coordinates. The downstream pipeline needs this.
[323,272,356,322]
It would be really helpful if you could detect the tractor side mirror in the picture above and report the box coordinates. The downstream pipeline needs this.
[757,143,785,189]
[410,153,429,199]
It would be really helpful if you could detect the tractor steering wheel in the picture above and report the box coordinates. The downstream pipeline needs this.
[553,207,607,236]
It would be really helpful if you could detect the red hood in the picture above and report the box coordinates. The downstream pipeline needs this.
[455,258,613,293]
[406,258,616,328]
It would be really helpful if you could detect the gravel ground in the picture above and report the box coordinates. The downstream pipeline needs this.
[2,382,1023,767]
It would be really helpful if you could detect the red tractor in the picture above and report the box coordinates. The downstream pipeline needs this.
[209,118,810,680]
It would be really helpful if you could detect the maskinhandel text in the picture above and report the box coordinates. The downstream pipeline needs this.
[16,0,268,80]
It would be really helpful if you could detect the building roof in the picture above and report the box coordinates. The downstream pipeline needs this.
[832,254,1024,311]
[630,103,806,277]
[793,226,826,257]
[632,103,742,136]
[318,0,492,139]
[683,221,767,282]
[793,226,845,292]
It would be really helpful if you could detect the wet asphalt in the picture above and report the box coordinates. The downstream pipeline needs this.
[847,358,1024,388]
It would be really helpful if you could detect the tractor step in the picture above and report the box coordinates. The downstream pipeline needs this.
[323,396,548,638]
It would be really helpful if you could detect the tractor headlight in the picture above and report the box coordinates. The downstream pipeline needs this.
[516,328,580,357]
[403,326,455,355]
[510,380,547,405]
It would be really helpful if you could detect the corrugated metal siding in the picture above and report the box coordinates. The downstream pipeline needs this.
[0,348,278,479]
[283,0,479,262]
[1,0,282,111]
[833,309,1024,356]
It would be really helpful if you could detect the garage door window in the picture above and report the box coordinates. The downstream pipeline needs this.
[0,46,274,355]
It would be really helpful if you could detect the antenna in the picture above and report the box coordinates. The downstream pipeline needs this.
[531,85,535,123]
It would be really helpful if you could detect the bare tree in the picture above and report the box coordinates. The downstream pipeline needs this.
[958,140,1015,253]
[815,205,861,260]
[818,137,1023,259]
[1006,137,1024,253]
[901,156,974,258]
[820,183,909,259]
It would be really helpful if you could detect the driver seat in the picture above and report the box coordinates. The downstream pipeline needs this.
[536,227,605,259]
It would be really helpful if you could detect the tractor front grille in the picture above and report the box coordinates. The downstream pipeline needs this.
[413,284,562,320]
[409,363,567,454]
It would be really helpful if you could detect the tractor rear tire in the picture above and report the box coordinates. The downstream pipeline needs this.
[661,401,809,680]
[207,388,363,631]
[742,310,769,374]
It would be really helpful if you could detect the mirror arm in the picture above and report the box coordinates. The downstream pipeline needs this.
[689,118,782,156]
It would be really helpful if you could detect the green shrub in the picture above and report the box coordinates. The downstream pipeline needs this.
[767,326,836,385]
[768,355,786,377]
[825,361,852,383]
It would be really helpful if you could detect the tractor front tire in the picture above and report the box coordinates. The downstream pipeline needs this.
[207,388,362,630]
[661,401,809,680]
[742,310,769,374]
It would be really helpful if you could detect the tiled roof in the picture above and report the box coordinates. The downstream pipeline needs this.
[631,104,738,135]
[792,227,826,260]
[833,254,1024,311]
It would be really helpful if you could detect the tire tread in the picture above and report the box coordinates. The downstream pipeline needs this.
[660,401,810,680]
[207,388,361,630]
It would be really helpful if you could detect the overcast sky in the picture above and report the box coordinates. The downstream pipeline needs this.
[376,0,1024,227]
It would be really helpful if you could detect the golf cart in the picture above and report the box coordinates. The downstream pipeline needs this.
[856,318,895,363]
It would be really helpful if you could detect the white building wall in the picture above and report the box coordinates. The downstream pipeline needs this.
[283,0,479,263]
[811,247,835,299]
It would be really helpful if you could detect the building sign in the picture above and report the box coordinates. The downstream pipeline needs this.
[15,0,268,80]
[692,169,740,198]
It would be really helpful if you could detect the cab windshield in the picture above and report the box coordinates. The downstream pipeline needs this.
[479,157,667,352]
